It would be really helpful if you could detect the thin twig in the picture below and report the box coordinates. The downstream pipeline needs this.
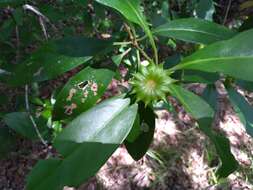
[39,16,49,40]
[135,45,154,64]
[136,49,141,71]
[23,4,57,33]
[15,27,43,145]
[113,41,132,46]
[25,85,48,146]
[113,35,147,46]
[223,0,232,25]
[124,23,154,64]
[15,26,20,63]
[22,4,51,146]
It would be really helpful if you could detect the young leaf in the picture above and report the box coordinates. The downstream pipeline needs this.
[172,29,253,82]
[153,18,236,45]
[26,97,138,190]
[168,84,214,119]
[125,102,156,161]
[227,88,253,137]
[53,67,114,120]
[3,112,48,140]
[4,37,114,86]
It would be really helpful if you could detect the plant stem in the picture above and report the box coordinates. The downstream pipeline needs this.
[136,49,141,71]
[124,23,154,64]
[146,30,159,65]
[113,35,147,46]
[135,45,154,64]
[223,0,232,25]
[113,41,132,46]
[25,85,48,146]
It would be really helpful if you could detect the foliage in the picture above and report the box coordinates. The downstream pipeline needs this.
[0,0,253,189]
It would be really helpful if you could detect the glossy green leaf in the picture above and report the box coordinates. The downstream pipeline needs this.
[199,118,238,178]
[168,84,214,119]
[125,103,156,160]
[95,0,145,27]
[227,88,253,137]
[182,70,219,84]
[173,29,253,82]
[4,37,114,86]
[27,97,138,190]
[53,67,114,120]
[153,18,236,44]
[202,85,218,110]
[3,112,48,140]
[163,53,182,69]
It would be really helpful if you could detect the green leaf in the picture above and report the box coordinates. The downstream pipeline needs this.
[172,29,253,82]
[202,85,218,110]
[168,84,214,119]
[53,67,114,120]
[0,18,15,42]
[12,7,24,25]
[182,70,219,84]
[0,94,9,106]
[0,0,24,7]
[236,80,253,92]
[199,118,238,178]
[27,97,138,190]
[55,37,113,57]
[125,103,156,161]
[3,112,48,140]
[227,88,253,137]
[125,113,141,143]
[4,37,114,86]
[164,53,182,69]
[153,18,236,45]
[195,0,215,21]
[95,0,145,27]
[112,48,131,66]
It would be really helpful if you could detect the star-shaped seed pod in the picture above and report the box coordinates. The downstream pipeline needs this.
[130,63,175,106]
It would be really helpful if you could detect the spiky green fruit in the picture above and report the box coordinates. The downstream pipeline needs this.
[131,64,175,106]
